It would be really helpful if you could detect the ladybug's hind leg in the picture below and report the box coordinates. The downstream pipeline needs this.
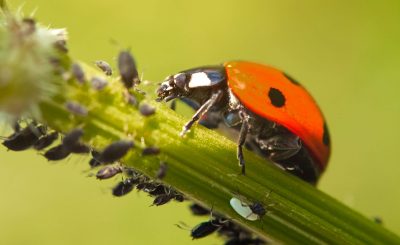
[237,109,250,175]
[256,134,301,162]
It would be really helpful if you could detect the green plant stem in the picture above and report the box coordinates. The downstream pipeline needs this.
[1,8,400,245]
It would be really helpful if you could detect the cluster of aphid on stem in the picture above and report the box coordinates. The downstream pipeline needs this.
[0,15,269,244]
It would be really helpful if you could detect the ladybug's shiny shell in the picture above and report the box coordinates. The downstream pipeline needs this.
[225,61,330,171]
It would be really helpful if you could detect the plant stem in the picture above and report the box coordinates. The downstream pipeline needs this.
[1,7,399,245]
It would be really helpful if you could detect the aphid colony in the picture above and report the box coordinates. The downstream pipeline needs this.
[0,47,267,244]
[184,203,267,244]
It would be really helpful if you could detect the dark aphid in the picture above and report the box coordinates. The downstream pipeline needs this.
[191,218,225,239]
[71,63,85,84]
[54,40,68,53]
[148,184,168,196]
[189,204,210,216]
[62,128,83,147]
[124,167,139,177]
[156,162,168,179]
[68,143,91,154]
[249,202,266,218]
[95,60,112,76]
[2,124,46,151]
[152,194,174,206]
[374,217,383,225]
[65,101,88,116]
[137,182,158,193]
[89,158,102,168]
[97,140,134,163]
[89,150,102,168]
[123,90,137,106]
[142,146,160,156]
[44,145,71,161]
[224,238,266,245]
[33,132,59,150]
[91,76,108,90]
[139,103,156,116]
[174,193,185,202]
[112,178,137,197]
[117,50,140,89]
[96,165,123,180]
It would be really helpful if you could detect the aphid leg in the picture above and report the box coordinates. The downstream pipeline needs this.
[237,109,250,174]
[180,90,222,137]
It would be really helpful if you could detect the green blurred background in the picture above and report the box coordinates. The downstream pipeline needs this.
[1,1,400,244]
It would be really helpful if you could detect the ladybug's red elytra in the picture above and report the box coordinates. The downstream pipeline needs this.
[157,61,330,184]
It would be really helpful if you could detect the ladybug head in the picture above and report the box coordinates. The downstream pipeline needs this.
[156,73,189,102]
[157,66,227,103]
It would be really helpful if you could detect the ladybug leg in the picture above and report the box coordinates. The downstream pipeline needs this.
[257,134,301,162]
[180,90,223,137]
[237,109,250,174]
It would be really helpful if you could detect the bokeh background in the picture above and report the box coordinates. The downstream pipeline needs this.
[1,1,400,244]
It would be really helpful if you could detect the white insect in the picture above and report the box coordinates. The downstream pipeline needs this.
[229,197,260,221]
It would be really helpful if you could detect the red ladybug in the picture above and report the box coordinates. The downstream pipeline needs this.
[157,61,330,184]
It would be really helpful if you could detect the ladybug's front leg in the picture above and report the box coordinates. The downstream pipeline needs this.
[237,109,250,174]
[180,90,223,137]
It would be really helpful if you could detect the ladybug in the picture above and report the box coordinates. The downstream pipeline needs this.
[157,61,330,184]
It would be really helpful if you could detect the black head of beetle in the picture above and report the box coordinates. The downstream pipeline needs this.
[157,66,227,104]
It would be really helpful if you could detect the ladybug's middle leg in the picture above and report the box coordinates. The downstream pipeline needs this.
[237,109,250,175]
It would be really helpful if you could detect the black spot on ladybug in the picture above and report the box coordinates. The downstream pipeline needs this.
[322,122,330,146]
[268,88,285,107]
[283,72,300,85]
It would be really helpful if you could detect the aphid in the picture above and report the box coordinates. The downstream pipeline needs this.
[65,101,88,116]
[137,181,158,193]
[96,165,123,180]
[174,193,185,202]
[91,76,108,90]
[97,140,134,163]
[374,217,383,225]
[71,63,85,83]
[89,158,102,168]
[44,145,71,161]
[89,150,102,168]
[139,103,156,116]
[156,162,168,179]
[152,194,173,206]
[152,189,184,206]
[229,197,266,221]
[157,61,330,183]
[148,184,167,196]
[2,124,46,151]
[123,90,137,106]
[112,178,138,197]
[224,238,266,245]
[142,146,160,156]
[189,203,210,216]
[68,143,90,154]
[54,40,68,53]
[191,218,225,239]
[117,50,140,89]
[95,60,112,76]
[33,132,59,150]
[62,128,83,147]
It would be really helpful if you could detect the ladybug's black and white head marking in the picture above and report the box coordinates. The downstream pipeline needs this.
[157,66,226,102]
